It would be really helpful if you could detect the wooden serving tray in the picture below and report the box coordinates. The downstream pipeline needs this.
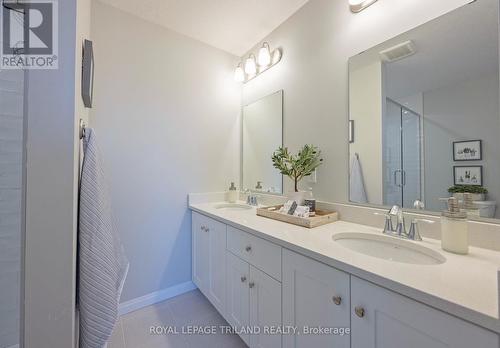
[256,205,338,228]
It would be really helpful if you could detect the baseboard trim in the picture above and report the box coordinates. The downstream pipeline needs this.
[119,281,197,316]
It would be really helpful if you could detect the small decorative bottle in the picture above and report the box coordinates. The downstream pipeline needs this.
[304,187,316,214]
[227,182,238,203]
[462,193,480,217]
[441,197,469,255]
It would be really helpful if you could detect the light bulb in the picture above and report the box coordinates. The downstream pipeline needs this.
[234,63,245,82]
[257,42,271,67]
[244,54,257,76]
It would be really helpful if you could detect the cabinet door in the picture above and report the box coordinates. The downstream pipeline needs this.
[282,249,350,348]
[192,212,209,292]
[226,251,250,345]
[351,277,499,348]
[207,217,227,314]
[249,266,282,348]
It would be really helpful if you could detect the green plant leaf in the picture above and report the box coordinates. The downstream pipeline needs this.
[272,144,323,191]
[447,185,488,194]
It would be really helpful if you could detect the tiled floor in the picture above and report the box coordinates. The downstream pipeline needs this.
[108,289,247,348]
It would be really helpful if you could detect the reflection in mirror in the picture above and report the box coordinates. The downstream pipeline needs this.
[242,90,283,193]
[348,0,499,219]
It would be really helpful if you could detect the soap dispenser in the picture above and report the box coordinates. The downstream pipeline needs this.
[441,197,469,254]
[227,182,237,203]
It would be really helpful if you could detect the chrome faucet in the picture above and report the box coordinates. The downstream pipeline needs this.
[389,205,406,236]
[374,205,434,241]
[245,189,259,206]
[407,218,435,241]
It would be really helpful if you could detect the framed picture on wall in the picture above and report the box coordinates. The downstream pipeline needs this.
[82,39,94,108]
[453,140,482,161]
[453,166,483,186]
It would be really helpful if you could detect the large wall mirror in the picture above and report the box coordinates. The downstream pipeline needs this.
[242,90,283,193]
[348,0,499,219]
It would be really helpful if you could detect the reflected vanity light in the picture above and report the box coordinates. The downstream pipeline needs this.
[349,0,378,13]
[234,42,283,83]
[234,63,245,82]
[244,54,257,76]
[258,42,271,66]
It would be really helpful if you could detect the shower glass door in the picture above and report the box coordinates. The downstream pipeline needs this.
[0,67,25,347]
[383,99,421,208]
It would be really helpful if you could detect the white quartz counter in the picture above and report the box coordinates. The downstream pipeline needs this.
[189,200,500,334]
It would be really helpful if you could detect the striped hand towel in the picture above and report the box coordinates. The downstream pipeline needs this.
[79,128,129,348]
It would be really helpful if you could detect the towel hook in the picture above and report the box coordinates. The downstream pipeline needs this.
[79,119,86,140]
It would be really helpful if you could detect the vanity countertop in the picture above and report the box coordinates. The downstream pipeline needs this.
[189,200,500,334]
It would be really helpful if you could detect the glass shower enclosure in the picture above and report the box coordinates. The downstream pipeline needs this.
[383,99,422,208]
[0,68,25,347]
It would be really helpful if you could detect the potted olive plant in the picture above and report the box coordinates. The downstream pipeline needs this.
[272,145,323,203]
[448,185,488,202]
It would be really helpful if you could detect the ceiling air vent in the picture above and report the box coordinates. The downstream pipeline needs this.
[379,40,417,63]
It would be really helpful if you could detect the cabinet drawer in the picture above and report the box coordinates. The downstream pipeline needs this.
[227,226,282,281]
[351,276,499,348]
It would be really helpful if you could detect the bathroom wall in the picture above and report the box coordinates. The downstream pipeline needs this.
[24,0,92,347]
[90,1,241,303]
[241,0,471,203]
[424,74,500,214]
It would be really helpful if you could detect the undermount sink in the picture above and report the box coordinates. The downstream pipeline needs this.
[333,232,446,265]
[214,203,252,211]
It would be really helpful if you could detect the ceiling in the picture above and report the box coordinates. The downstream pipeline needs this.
[98,0,309,56]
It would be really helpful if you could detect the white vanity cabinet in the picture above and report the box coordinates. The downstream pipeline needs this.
[192,212,227,314]
[282,249,351,348]
[226,251,251,345]
[192,212,282,348]
[226,228,283,348]
[350,276,499,348]
[248,263,282,348]
[226,251,282,348]
[192,210,499,348]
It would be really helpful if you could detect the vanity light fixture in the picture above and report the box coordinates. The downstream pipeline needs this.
[234,63,245,82]
[234,42,283,83]
[272,48,282,65]
[244,54,257,76]
[257,42,271,67]
[349,0,378,13]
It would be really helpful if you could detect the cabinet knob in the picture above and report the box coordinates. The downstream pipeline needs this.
[245,245,252,252]
[240,276,247,283]
[332,296,342,305]
[200,226,205,231]
[249,282,255,288]
[205,227,210,232]
[354,306,365,318]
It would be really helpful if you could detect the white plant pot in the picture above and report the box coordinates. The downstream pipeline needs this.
[453,193,485,202]
[288,191,307,205]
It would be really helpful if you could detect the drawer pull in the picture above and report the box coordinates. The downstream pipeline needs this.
[355,306,365,318]
[332,296,342,305]
[249,282,255,288]
[240,276,247,283]
[245,245,252,252]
